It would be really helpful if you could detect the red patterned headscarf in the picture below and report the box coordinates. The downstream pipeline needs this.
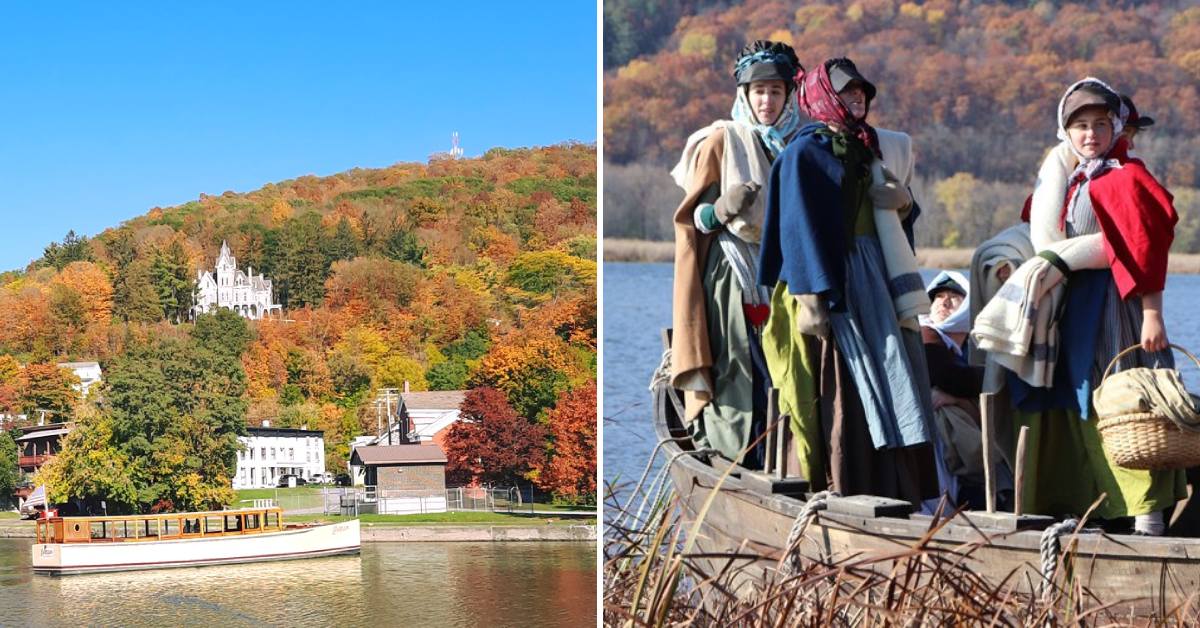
[795,61,880,157]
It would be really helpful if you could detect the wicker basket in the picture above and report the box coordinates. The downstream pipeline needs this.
[1095,344,1200,470]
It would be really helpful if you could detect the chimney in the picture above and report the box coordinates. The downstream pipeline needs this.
[403,380,410,394]
[262,419,271,428]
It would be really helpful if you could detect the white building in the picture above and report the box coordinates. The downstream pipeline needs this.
[56,361,102,397]
[193,241,282,320]
[234,426,326,488]
[349,390,466,485]
[368,390,467,446]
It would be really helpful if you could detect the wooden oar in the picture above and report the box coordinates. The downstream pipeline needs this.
[1014,425,1030,516]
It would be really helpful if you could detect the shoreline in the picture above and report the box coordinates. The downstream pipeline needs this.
[603,238,1200,273]
[0,520,595,543]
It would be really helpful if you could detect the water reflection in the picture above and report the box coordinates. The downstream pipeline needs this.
[0,539,595,627]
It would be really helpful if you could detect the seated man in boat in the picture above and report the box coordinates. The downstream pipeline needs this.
[920,272,1011,510]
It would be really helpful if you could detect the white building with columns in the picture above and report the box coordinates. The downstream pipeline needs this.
[234,426,326,488]
[193,241,282,320]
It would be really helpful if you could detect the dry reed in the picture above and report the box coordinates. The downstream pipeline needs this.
[603,480,1200,626]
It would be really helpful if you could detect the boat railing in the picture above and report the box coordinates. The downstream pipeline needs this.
[35,506,286,544]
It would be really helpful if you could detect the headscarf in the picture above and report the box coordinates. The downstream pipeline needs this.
[731,87,800,157]
[730,47,801,157]
[1055,77,1135,231]
[1056,77,1127,179]
[919,270,971,356]
[796,60,880,157]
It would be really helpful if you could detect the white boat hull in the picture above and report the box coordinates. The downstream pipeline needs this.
[32,519,361,575]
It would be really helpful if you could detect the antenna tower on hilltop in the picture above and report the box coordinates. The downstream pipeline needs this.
[450,132,463,159]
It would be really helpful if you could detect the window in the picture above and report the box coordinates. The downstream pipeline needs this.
[261,447,266,459]
[289,448,294,460]
[270,447,275,459]
[249,448,254,460]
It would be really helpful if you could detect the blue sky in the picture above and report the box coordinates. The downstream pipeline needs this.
[0,3,597,271]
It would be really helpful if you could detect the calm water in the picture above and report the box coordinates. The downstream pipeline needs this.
[0,539,595,627]
[603,261,1200,486]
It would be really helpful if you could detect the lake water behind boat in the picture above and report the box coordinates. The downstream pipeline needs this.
[603,262,1200,492]
[0,538,594,626]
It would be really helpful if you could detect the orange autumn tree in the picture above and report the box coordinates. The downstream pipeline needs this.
[535,381,597,502]
[471,332,586,419]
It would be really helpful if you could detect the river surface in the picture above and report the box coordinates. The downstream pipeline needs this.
[0,539,595,627]
[603,261,1200,491]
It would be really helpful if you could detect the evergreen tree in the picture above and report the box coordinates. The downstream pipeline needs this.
[42,230,94,271]
[150,241,193,323]
[323,217,360,267]
[269,212,328,307]
[383,226,426,268]
[107,230,162,323]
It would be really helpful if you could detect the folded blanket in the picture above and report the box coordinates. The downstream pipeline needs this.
[968,223,1035,367]
[971,254,1065,387]
[873,130,929,327]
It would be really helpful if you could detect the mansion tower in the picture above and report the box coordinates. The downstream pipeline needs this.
[192,241,282,320]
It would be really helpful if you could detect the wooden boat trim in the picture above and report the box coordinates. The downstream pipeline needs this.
[651,383,1200,565]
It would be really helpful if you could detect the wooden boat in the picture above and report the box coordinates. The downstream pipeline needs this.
[31,505,360,575]
[650,379,1200,613]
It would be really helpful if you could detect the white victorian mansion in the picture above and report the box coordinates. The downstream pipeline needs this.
[192,241,282,320]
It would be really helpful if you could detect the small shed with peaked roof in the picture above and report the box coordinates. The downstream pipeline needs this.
[350,444,449,514]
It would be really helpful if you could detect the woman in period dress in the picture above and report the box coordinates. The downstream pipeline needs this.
[757,58,940,506]
[669,40,802,468]
[979,78,1184,534]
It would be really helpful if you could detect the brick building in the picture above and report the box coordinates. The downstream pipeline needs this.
[349,444,448,514]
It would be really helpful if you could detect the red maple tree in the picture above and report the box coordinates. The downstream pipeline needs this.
[442,387,546,487]
[535,381,597,501]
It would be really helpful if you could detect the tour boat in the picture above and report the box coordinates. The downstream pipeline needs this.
[31,505,360,575]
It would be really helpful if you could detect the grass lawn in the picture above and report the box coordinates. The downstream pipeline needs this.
[0,511,19,520]
[232,486,323,503]
[285,511,595,526]
[525,503,597,513]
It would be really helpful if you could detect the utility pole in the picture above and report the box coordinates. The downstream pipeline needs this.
[375,388,400,445]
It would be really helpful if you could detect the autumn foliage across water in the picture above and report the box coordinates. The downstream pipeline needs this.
[604,0,1200,251]
[0,142,597,512]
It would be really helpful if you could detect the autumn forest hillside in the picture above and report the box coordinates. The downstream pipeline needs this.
[0,143,597,510]
[604,0,1200,250]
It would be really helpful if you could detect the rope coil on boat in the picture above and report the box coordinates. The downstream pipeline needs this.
[648,348,686,420]
[1038,518,1101,599]
[781,490,840,577]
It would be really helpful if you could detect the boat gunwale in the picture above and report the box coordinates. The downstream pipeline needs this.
[650,383,1200,561]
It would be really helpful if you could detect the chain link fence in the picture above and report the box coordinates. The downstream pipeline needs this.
[317,486,524,516]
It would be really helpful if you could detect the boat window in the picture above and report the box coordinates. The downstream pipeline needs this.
[205,516,224,534]
[225,515,243,532]
[245,514,260,530]
[182,518,202,534]
[163,518,180,537]
[265,511,279,528]
[90,521,108,540]
[112,520,132,540]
